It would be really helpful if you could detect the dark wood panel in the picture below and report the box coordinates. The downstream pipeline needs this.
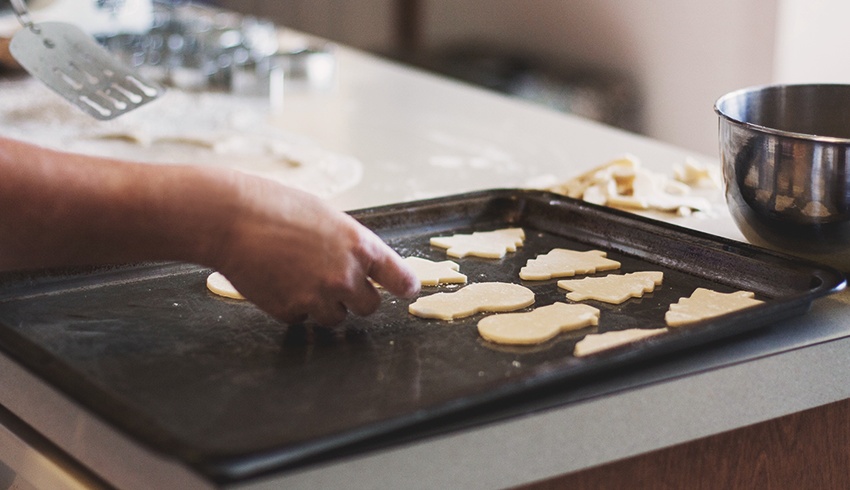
[519,398,850,489]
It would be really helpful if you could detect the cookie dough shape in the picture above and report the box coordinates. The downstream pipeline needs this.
[519,249,621,281]
[409,282,534,320]
[574,328,668,357]
[557,271,663,304]
[206,272,245,300]
[430,228,525,259]
[477,302,600,345]
[665,288,764,327]
[404,256,467,286]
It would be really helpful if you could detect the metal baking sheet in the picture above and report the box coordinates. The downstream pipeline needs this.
[0,189,843,482]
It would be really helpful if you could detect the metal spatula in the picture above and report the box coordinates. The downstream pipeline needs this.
[7,0,164,120]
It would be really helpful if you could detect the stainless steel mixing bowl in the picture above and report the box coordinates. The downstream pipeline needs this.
[716,84,850,271]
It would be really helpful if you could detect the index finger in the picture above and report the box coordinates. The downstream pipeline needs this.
[367,241,420,299]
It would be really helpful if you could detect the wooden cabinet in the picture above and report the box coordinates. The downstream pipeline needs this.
[521,398,850,489]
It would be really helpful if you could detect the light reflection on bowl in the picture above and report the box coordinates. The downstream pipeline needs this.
[716,83,850,271]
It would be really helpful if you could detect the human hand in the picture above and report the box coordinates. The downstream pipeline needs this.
[208,175,420,325]
[0,136,418,325]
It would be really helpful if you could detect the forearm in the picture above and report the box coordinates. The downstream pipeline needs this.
[0,137,238,270]
[0,136,419,324]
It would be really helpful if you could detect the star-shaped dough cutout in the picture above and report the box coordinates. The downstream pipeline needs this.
[404,256,467,286]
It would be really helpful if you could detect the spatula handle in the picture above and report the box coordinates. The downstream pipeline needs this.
[10,0,35,30]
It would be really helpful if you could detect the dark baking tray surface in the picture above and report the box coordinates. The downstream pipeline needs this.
[0,189,843,482]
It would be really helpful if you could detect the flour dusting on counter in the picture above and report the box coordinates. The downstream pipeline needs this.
[426,130,523,173]
[0,78,362,198]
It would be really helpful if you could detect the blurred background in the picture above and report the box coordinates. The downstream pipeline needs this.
[2,0,847,157]
[212,0,850,158]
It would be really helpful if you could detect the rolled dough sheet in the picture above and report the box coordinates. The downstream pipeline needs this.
[0,78,362,199]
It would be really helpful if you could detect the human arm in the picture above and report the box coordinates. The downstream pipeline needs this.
[0,136,420,324]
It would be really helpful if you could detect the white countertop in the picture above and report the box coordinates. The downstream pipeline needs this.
[2,37,850,490]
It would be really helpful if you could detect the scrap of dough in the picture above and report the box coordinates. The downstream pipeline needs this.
[430,228,525,259]
[574,328,668,357]
[548,155,640,199]
[665,288,764,326]
[519,249,621,281]
[548,155,715,215]
[557,271,664,304]
[408,282,534,320]
[673,157,721,188]
[477,302,600,345]
[206,272,245,300]
[404,256,467,286]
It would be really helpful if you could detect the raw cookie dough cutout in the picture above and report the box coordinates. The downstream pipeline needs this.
[477,302,600,345]
[404,256,467,285]
[519,249,621,280]
[574,328,668,357]
[665,288,764,326]
[206,272,245,300]
[408,282,534,320]
[430,228,525,259]
[557,271,663,304]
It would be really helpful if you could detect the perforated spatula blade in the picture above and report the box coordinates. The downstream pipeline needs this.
[8,0,164,120]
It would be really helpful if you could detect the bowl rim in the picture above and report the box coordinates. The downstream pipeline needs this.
[714,83,850,145]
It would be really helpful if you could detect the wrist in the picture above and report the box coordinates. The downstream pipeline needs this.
[156,165,244,268]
